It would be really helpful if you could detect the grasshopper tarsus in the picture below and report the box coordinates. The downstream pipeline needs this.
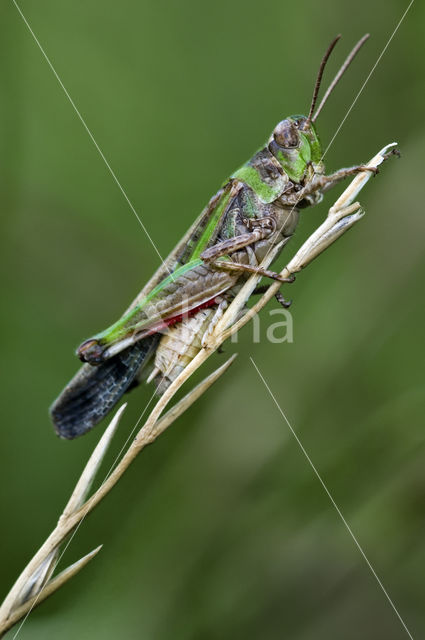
[383,147,401,161]
[275,292,293,309]
[252,285,293,308]
[358,165,379,175]
[359,147,400,177]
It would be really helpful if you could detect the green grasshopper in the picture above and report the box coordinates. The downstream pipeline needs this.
[50,34,396,439]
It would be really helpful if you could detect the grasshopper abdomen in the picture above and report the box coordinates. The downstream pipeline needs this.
[150,307,217,394]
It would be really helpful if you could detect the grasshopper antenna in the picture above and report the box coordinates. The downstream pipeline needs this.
[305,35,341,127]
[312,34,370,122]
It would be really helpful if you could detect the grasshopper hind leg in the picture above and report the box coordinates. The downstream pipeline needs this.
[50,335,159,439]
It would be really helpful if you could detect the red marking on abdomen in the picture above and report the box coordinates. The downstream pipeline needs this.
[137,297,219,340]
[163,297,218,328]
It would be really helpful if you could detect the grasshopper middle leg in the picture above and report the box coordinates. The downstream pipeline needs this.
[215,260,296,284]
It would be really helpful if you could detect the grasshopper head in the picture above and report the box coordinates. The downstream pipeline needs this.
[268,116,323,183]
[268,35,370,184]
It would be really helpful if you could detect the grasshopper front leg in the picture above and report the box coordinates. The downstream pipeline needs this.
[311,164,378,194]
[296,148,400,201]
[286,165,376,205]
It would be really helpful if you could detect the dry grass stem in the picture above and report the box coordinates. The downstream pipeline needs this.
[0,143,396,637]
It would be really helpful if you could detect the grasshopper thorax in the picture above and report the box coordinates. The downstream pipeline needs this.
[268,115,324,184]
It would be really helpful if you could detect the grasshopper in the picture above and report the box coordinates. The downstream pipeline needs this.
[50,35,397,439]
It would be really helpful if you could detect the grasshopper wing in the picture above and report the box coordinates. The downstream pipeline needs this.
[50,335,159,439]
[78,258,238,364]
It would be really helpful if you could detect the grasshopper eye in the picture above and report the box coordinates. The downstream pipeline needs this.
[273,120,299,148]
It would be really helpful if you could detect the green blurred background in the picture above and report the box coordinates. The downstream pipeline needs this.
[1,1,424,638]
